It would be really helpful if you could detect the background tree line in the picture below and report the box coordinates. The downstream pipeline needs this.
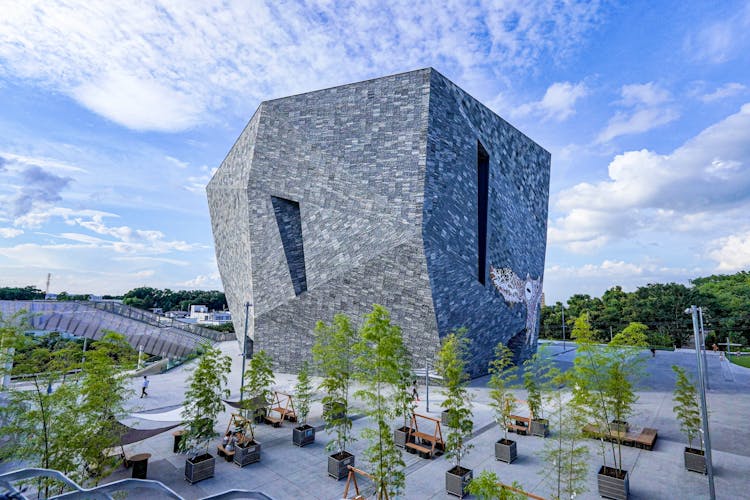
[541,271,750,347]
[0,286,227,312]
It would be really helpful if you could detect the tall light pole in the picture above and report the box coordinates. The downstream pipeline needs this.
[239,301,252,412]
[698,307,709,390]
[561,304,566,350]
[689,306,716,499]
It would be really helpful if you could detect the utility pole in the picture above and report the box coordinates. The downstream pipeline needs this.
[239,301,252,412]
[690,306,716,499]
[561,305,566,349]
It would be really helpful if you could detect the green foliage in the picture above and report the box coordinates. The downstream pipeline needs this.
[488,342,518,441]
[522,345,560,421]
[294,360,313,426]
[610,322,649,347]
[537,371,589,500]
[312,313,356,454]
[672,365,702,451]
[0,286,45,300]
[570,343,643,474]
[436,329,473,469]
[353,304,408,498]
[241,349,275,437]
[180,343,232,456]
[571,314,597,343]
[121,287,227,312]
[466,471,527,500]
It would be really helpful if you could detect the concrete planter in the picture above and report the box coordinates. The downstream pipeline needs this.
[597,465,629,500]
[184,453,215,484]
[394,426,413,448]
[328,451,354,480]
[441,410,451,427]
[610,420,629,433]
[292,425,315,447]
[495,438,517,463]
[445,465,472,498]
[233,440,261,467]
[530,418,549,437]
[684,447,707,474]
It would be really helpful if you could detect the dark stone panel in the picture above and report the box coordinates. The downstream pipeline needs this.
[271,196,307,296]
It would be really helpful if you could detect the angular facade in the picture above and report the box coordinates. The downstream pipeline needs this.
[207,68,550,376]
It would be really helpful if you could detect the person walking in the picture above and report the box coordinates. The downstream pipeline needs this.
[140,375,150,398]
[411,379,420,402]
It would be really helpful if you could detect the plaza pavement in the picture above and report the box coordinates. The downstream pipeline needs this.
[13,340,748,499]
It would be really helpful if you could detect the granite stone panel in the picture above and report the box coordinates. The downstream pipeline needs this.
[207,68,549,375]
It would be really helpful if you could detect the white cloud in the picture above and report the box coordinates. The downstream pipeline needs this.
[596,82,678,143]
[685,6,750,64]
[701,82,747,102]
[553,103,750,252]
[0,228,23,238]
[515,81,588,122]
[708,230,750,271]
[0,1,604,131]
[179,272,221,288]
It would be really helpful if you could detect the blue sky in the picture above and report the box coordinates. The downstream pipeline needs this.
[0,1,749,302]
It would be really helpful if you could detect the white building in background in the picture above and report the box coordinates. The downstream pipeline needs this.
[184,304,232,326]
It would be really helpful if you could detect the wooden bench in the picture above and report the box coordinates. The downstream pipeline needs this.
[508,413,530,435]
[632,428,657,450]
[583,424,658,451]
[267,391,297,423]
[406,413,445,458]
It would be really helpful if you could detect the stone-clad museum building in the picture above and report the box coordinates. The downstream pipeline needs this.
[207,68,550,376]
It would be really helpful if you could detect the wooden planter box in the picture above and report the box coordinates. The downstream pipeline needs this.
[495,438,517,463]
[233,440,261,467]
[394,426,414,448]
[597,465,629,500]
[328,451,354,480]
[184,453,215,484]
[292,425,315,447]
[610,420,629,433]
[684,447,707,474]
[445,465,472,498]
[530,418,549,437]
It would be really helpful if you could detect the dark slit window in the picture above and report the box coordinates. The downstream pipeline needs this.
[477,141,489,284]
[271,196,307,295]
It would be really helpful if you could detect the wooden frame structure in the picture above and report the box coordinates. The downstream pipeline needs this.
[265,391,297,426]
[342,465,388,500]
[405,413,445,458]
[508,398,532,435]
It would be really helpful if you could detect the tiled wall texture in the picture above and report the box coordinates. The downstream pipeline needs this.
[207,68,550,376]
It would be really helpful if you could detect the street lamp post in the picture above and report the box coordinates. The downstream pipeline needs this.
[239,301,252,412]
[698,307,709,390]
[689,305,716,500]
[561,304,566,350]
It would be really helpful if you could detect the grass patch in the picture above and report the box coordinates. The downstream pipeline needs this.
[728,355,750,369]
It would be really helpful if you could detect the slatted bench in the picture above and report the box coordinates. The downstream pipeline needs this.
[633,428,657,450]
[268,391,297,423]
[508,414,530,435]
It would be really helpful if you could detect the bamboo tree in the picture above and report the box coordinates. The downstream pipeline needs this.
[672,365,702,451]
[180,343,232,457]
[240,349,275,440]
[312,313,356,455]
[436,330,473,471]
[295,360,313,427]
[488,342,518,441]
[522,344,559,424]
[353,304,408,499]
[466,470,526,500]
[537,372,589,500]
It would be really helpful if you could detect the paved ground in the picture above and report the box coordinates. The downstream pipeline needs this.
[3,340,749,499]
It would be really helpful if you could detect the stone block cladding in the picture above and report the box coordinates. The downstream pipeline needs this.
[207,68,550,376]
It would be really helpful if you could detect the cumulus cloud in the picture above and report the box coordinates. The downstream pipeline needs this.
[708,231,750,271]
[514,81,588,122]
[552,103,750,252]
[0,228,23,238]
[597,82,678,143]
[0,1,604,131]
[13,166,72,217]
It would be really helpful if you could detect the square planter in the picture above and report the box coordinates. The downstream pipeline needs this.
[441,409,451,427]
[597,465,629,500]
[184,453,215,484]
[328,451,354,480]
[233,440,261,467]
[610,420,629,433]
[530,418,549,437]
[684,447,707,474]
[292,425,316,447]
[394,426,414,448]
[445,465,472,498]
[495,438,517,463]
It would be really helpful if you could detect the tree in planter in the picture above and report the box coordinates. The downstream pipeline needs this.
[672,365,705,472]
[537,372,589,500]
[241,349,275,437]
[570,334,643,494]
[295,360,314,428]
[488,342,519,464]
[466,470,526,500]
[522,344,560,436]
[312,313,356,476]
[436,330,473,495]
[393,343,417,443]
[353,304,408,499]
[179,343,232,463]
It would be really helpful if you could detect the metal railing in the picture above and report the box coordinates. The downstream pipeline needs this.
[0,468,273,500]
